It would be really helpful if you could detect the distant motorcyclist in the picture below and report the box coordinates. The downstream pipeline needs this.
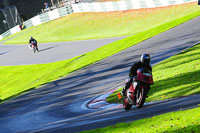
[29,37,39,52]
[122,54,152,96]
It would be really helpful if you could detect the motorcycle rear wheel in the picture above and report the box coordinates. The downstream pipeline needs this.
[123,97,132,110]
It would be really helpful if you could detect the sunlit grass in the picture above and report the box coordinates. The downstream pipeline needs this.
[148,45,200,102]
[107,43,200,103]
[1,10,200,100]
[82,106,200,133]
[0,56,80,100]
[3,2,200,44]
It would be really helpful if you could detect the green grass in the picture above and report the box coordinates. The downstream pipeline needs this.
[81,106,200,133]
[0,3,199,133]
[107,41,200,104]
[0,56,81,100]
[148,45,200,102]
[1,10,200,100]
[0,26,40,42]
[2,3,200,44]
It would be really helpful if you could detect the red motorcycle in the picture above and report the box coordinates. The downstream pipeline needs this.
[123,68,154,110]
[29,41,38,53]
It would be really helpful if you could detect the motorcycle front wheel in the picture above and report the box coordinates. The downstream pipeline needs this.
[123,97,132,110]
[135,87,147,108]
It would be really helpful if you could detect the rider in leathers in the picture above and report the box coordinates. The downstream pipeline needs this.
[29,37,39,52]
[122,54,152,96]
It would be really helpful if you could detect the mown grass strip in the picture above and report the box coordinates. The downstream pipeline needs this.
[81,106,200,133]
[0,10,200,100]
[107,41,200,103]
[0,56,81,100]
[2,3,200,44]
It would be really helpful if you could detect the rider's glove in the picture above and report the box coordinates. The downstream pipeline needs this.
[129,76,133,82]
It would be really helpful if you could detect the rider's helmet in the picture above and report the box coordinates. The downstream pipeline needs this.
[141,54,151,64]
[30,37,33,40]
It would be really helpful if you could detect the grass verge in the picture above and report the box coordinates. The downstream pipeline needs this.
[107,42,200,103]
[2,3,200,44]
[81,106,200,133]
[0,10,200,100]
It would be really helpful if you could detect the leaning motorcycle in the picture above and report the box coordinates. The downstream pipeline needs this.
[123,68,154,110]
[29,41,37,53]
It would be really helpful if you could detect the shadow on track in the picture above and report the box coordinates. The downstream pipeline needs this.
[0,51,9,55]
[39,46,58,52]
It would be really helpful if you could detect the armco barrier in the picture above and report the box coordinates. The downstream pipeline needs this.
[24,19,34,29]
[58,6,73,17]
[0,25,21,39]
[1,29,12,38]
[0,0,198,40]
[48,9,60,21]
[10,25,21,35]
[72,0,198,13]
[40,12,50,23]
[0,5,73,40]
[31,16,41,27]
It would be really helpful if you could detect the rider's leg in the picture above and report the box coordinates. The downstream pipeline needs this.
[146,84,150,98]
[122,81,130,95]
[36,44,39,52]
[132,81,138,104]
[133,81,138,91]
[122,78,133,96]
[36,46,39,52]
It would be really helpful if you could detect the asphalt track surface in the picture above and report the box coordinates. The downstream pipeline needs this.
[0,16,200,133]
[0,36,127,66]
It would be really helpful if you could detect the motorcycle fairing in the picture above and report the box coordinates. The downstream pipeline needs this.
[136,69,153,84]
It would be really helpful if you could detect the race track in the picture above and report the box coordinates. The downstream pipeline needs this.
[0,36,127,66]
[0,16,200,133]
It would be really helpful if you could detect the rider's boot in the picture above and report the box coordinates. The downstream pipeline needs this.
[36,47,39,52]
[121,88,126,97]
[122,81,131,96]
[121,85,129,97]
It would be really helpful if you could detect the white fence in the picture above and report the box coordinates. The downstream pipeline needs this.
[72,0,197,12]
[0,5,73,39]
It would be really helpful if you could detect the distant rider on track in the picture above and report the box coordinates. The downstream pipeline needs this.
[29,37,39,52]
[122,54,152,96]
